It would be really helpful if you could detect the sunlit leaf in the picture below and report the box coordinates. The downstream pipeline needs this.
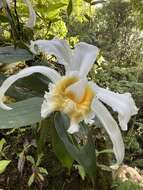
[46,2,67,20]
[0,138,6,152]
[26,155,35,165]
[39,167,48,175]
[0,160,11,174]
[28,173,35,186]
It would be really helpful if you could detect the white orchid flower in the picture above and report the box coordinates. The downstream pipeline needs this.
[0,39,138,164]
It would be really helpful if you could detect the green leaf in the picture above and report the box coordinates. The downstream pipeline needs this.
[0,160,11,174]
[28,173,35,187]
[37,119,50,155]
[117,180,140,190]
[74,164,86,180]
[47,3,67,12]
[0,138,6,152]
[36,153,43,167]
[67,0,73,16]
[0,46,34,64]
[54,112,96,177]
[37,173,44,181]
[133,159,143,168]
[26,155,35,165]
[0,15,9,22]
[96,149,113,157]
[11,74,49,100]
[51,118,73,169]
[0,97,43,129]
[46,2,67,20]
[38,167,48,175]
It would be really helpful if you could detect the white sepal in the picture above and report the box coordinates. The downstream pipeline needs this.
[29,39,72,71]
[0,66,61,110]
[92,84,138,131]
[73,42,99,77]
[92,98,125,164]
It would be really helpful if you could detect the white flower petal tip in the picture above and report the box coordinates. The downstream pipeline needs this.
[0,102,12,111]
[67,122,80,134]
[29,41,39,54]
[41,101,54,119]
[84,119,95,125]
[41,92,55,118]
[73,42,99,77]
[92,84,138,131]
[125,93,139,115]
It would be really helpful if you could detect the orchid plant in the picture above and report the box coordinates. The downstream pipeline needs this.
[0,39,138,166]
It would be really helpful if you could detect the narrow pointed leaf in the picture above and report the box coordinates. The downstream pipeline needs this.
[51,119,73,169]
[54,112,96,177]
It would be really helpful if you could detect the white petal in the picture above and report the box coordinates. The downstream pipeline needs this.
[92,98,125,164]
[67,121,80,134]
[24,0,36,28]
[92,84,138,131]
[30,39,72,71]
[0,66,61,110]
[0,102,12,110]
[72,42,99,77]
[84,111,95,125]
[66,78,88,102]
[41,93,55,118]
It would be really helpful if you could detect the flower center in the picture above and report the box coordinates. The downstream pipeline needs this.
[51,76,95,122]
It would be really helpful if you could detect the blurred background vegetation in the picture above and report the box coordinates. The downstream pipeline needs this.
[0,0,143,189]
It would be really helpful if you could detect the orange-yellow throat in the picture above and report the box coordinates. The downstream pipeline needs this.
[49,76,95,122]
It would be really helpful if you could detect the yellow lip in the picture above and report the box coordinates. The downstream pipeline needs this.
[50,76,95,122]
